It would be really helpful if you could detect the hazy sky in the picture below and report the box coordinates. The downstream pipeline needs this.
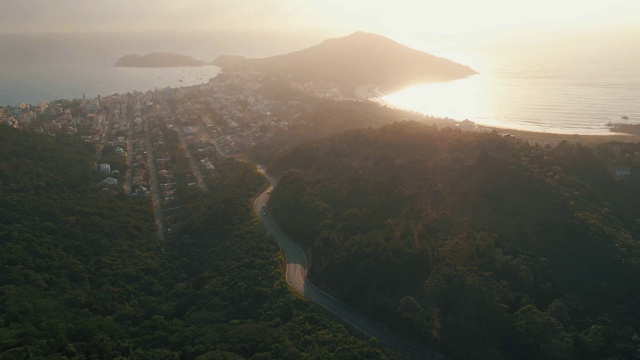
[2,0,638,37]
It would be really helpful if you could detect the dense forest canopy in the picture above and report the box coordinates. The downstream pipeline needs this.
[0,126,405,359]
[250,98,455,165]
[266,121,640,360]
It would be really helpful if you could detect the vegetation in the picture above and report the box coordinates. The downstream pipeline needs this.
[267,121,640,360]
[0,126,405,359]
[218,32,476,89]
[251,98,454,165]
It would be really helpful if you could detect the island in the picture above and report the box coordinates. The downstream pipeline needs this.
[114,52,209,67]
[214,31,477,90]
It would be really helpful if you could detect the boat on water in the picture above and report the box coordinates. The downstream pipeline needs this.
[622,115,629,120]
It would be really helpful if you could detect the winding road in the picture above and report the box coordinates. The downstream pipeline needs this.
[253,166,444,360]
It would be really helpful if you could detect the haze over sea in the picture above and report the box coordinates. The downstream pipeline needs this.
[384,31,640,134]
[1,31,638,135]
[0,32,319,106]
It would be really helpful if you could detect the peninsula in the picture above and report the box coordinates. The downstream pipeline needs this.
[214,31,477,90]
[114,52,209,67]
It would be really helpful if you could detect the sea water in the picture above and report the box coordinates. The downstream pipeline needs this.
[0,33,230,106]
[0,62,221,106]
[3,31,638,135]
[0,31,321,106]
[383,32,640,134]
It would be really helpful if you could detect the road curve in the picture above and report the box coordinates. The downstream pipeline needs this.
[253,166,444,360]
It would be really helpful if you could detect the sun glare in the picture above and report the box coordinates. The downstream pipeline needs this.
[382,75,488,121]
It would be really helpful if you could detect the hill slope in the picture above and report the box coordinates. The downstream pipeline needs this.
[218,31,477,88]
[267,122,640,360]
[0,126,406,359]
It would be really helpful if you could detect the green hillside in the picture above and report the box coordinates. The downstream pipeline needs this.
[0,126,404,359]
[267,121,640,360]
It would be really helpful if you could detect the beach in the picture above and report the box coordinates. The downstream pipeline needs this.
[354,84,640,145]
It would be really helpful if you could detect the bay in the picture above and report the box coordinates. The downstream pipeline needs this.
[0,31,322,106]
[383,32,640,134]
[3,31,638,136]
[0,62,221,106]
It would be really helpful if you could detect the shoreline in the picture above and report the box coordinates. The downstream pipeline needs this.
[0,64,221,107]
[354,84,640,145]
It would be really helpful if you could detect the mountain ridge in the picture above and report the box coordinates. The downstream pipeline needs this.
[215,31,477,89]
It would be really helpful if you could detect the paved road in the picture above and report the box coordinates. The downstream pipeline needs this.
[145,120,165,241]
[124,116,134,196]
[173,119,208,191]
[253,166,444,360]
[93,113,110,162]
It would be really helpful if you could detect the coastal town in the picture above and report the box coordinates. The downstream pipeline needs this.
[3,24,640,359]
[3,63,638,243]
[0,70,361,239]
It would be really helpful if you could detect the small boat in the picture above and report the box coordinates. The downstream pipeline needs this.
[622,115,629,120]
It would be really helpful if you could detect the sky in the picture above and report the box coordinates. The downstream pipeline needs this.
[2,0,638,36]
[1,0,639,65]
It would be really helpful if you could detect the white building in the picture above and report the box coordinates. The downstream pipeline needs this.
[99,163,111,174]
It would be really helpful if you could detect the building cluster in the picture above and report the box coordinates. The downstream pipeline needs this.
[0,69,358,151]
[1,69,363,237]
[130,116,149,194]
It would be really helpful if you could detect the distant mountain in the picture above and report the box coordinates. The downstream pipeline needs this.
[114,52,208,67]
[216,31,477,88]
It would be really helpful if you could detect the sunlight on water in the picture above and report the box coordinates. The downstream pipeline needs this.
[383,75,488,122]
[382,33,640,135]
[382,71,639,135]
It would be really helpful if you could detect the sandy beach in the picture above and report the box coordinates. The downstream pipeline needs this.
[480,127,639,146]
[354,85,640,145]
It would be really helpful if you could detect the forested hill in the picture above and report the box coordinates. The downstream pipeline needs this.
[0,126,404,360]
[217,31,477,89]
[0,126,160,357]
[267,121,640,360]
[250,98,457,165]
[0,126,407,358]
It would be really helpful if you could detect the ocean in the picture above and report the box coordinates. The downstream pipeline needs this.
[0,62,221,106]
[2,31,638,135]
[383,31,640,134]
[0,31,323,106]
